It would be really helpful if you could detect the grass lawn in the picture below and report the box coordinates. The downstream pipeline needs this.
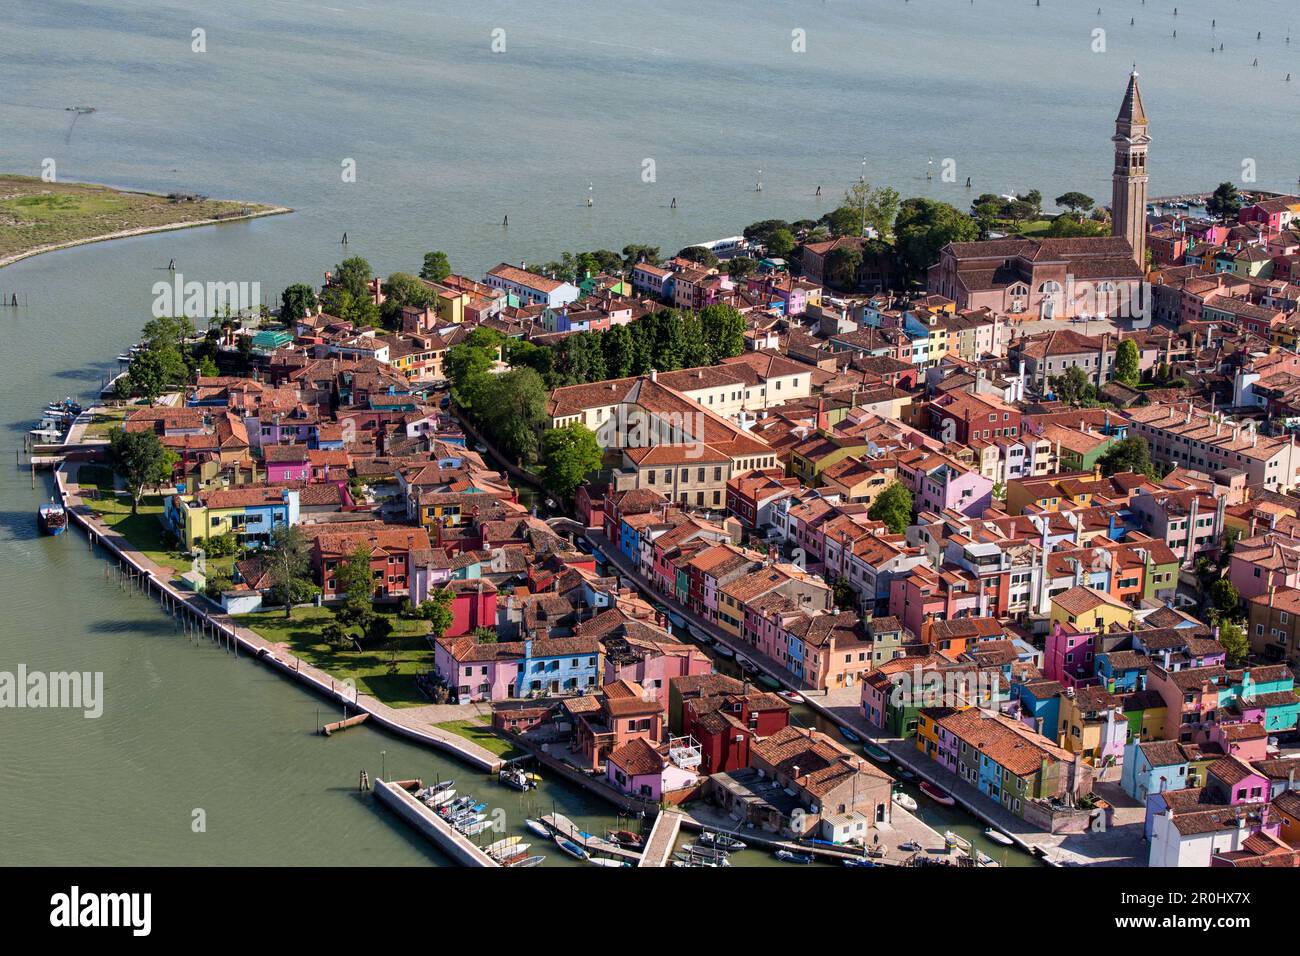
[235,606,437,708]
[83,491,188,573]
[434,718,522,759]
[0,175,279,261]
[82,406,126,439]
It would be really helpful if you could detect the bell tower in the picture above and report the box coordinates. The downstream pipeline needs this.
[1112,71,1150,269]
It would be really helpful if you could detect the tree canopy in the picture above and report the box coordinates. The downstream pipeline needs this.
[109,427,177,514]
[867,482,913,534]
[894,198,979,282]
[540,422,604,500]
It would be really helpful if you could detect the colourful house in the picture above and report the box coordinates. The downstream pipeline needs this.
[166,486,300,552]
[1050,585,1134,636]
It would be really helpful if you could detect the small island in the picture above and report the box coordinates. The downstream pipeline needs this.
[0,174,289,268]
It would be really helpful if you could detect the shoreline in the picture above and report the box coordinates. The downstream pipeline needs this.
[0,204,294,270]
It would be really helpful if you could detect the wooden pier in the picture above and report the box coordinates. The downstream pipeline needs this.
[320,713,370,736]
[541,813,642,862]
[637,809,683,867]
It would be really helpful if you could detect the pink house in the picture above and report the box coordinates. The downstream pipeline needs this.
[914,461,993,518]
[1043,621,1096,688]
[887,564,982,638]
[264,444,310,483]
[603,640,712,700]
[434,637,522,703]
[605,737,698,801]
[1207,721,1270,763]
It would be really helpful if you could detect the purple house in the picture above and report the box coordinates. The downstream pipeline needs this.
[263,444,310,483]
[914,461,993,518]
[605,738,697,801]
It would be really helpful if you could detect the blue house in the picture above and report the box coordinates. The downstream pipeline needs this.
[1015,679,1064,740]
[1096,649,1150,693]
[515,638,601,696]
[1121,739,1196,837]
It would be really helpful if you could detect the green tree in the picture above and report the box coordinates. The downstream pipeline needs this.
[699,303,745,362]
[1217,620,1249,667]
[540,422,603,499]
[766,228,796,259]
[126,349,171,405]
[1046,215,1109,238]
[280,283,318,322]
[419,251,451,283]
[380,272,437,327]
[479,368,549,464]
[1206,181,1242,219]
[202,569,233,602]
[333,256,374,299]
[1055,191,1095,218]
[1114,339,1140,387]
[1097,435,1157,478]
[108,427,176,515]
[824,245,864,290]
[868,482,913,534]
[322,619,352,649]
[726,256,758,279]
[676,245,719,269]
[336,543,375,633]
[894,198,980,283]
[1049,365,1097,405]
[602,323,636,379]
[621,244,661,270]
[416,588,456,649]
[742,220,792,247]
[265,525,313,619]
[1208,579,1241,618]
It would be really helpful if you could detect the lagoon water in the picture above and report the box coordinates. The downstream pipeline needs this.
[2,0,1293,864]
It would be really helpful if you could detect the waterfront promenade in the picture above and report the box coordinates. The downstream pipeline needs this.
[55,463,505,773]
[587,530,1147,867]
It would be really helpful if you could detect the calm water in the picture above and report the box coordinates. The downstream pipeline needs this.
[1,0,1292,864]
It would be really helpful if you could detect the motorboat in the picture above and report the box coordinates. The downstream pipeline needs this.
[525,819,551,839]
[508,855,545,867]
[588,857,629,868]
[498,767,536,791]
[483,836,523,858]
[892,792,918,812]
[423,789,456,808]
[554,835,589,861]
[679,843,730,863]
[698,831,747,852]
[984,828,1015,846]
[774,849,814,864]
[920,781,956,806]
[893,767,917,782]
[430,779,454,792]
[460,819,493,836]
[943,830,972,851]
[843,857,882,868]
[777,690,804,704]
[976,850,1000,867]
[838,726,861,745]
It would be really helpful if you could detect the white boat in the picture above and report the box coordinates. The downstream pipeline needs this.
[460,819,493,836]
[777,690,804,704]
[510,855,545,868]
[525,818,551,839]
[892,792,918,812]
[976,850,1000,867]
[484,836,523,858]
[679,843,730,863]
[30,426,64,441]
[588,857,627,868]
[699,831,747,851]
[735,655,758,672]
[424,788,456,807]
[943,830,971,850]
[984,828,1015,846]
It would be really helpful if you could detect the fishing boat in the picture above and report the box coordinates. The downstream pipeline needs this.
[698,831,747,851]
[838,726,861,745]
[713,644,735,659]
[687,624,713,645]
[984,828,1015,846]
[892,791,918,812]
[777,690,804,704]
[430,779,454,793]
[920,781,956,806]
[774,849,814,864]
[864,744,892,763]
[588,857,629,868]
[607,829,643,849]
[38,500,68,536]
[554,835,590,861]
[525,818,551,839]
[424,789,456,808]
[498,768,536,791]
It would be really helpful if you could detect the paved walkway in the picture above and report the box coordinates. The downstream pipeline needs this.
[57,463,504,772]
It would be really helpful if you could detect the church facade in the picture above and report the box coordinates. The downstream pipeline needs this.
[928,74,1150,320]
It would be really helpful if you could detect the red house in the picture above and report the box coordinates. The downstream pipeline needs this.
[444,578,499,637]
[681,689,790,775]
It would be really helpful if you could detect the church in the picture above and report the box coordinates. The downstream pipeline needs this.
[927,73,1150,320]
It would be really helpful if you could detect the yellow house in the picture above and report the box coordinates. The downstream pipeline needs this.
[165,486,299,553]
[1050,585,1133,635]
[819,457,896,507]
[788,432,869,486]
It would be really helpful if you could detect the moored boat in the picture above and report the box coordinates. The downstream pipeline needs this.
[843,857,882,867]
[777,690,804,703]
[713,644,735,659]
[984,827,1014,846]
[555,835,590,860]
[667,611,687,630]
[525,818,551,839]
[687,624,713,645]
[588,857,628,868]
[507,855,545,867]
[735,654,758,673]
[774,849,814,864]
[698,830,747,851]
[943,830,972,850]
[38,500,68,536]
[838,726,861,744]
[892,791,918,812]
[864,744,892,763]
[756,674,781,691]
[607,829,643,849]
[920,781,956,806]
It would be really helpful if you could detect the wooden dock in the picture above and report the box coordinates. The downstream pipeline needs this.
[541,813,642,862]
[320,713,369,736]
